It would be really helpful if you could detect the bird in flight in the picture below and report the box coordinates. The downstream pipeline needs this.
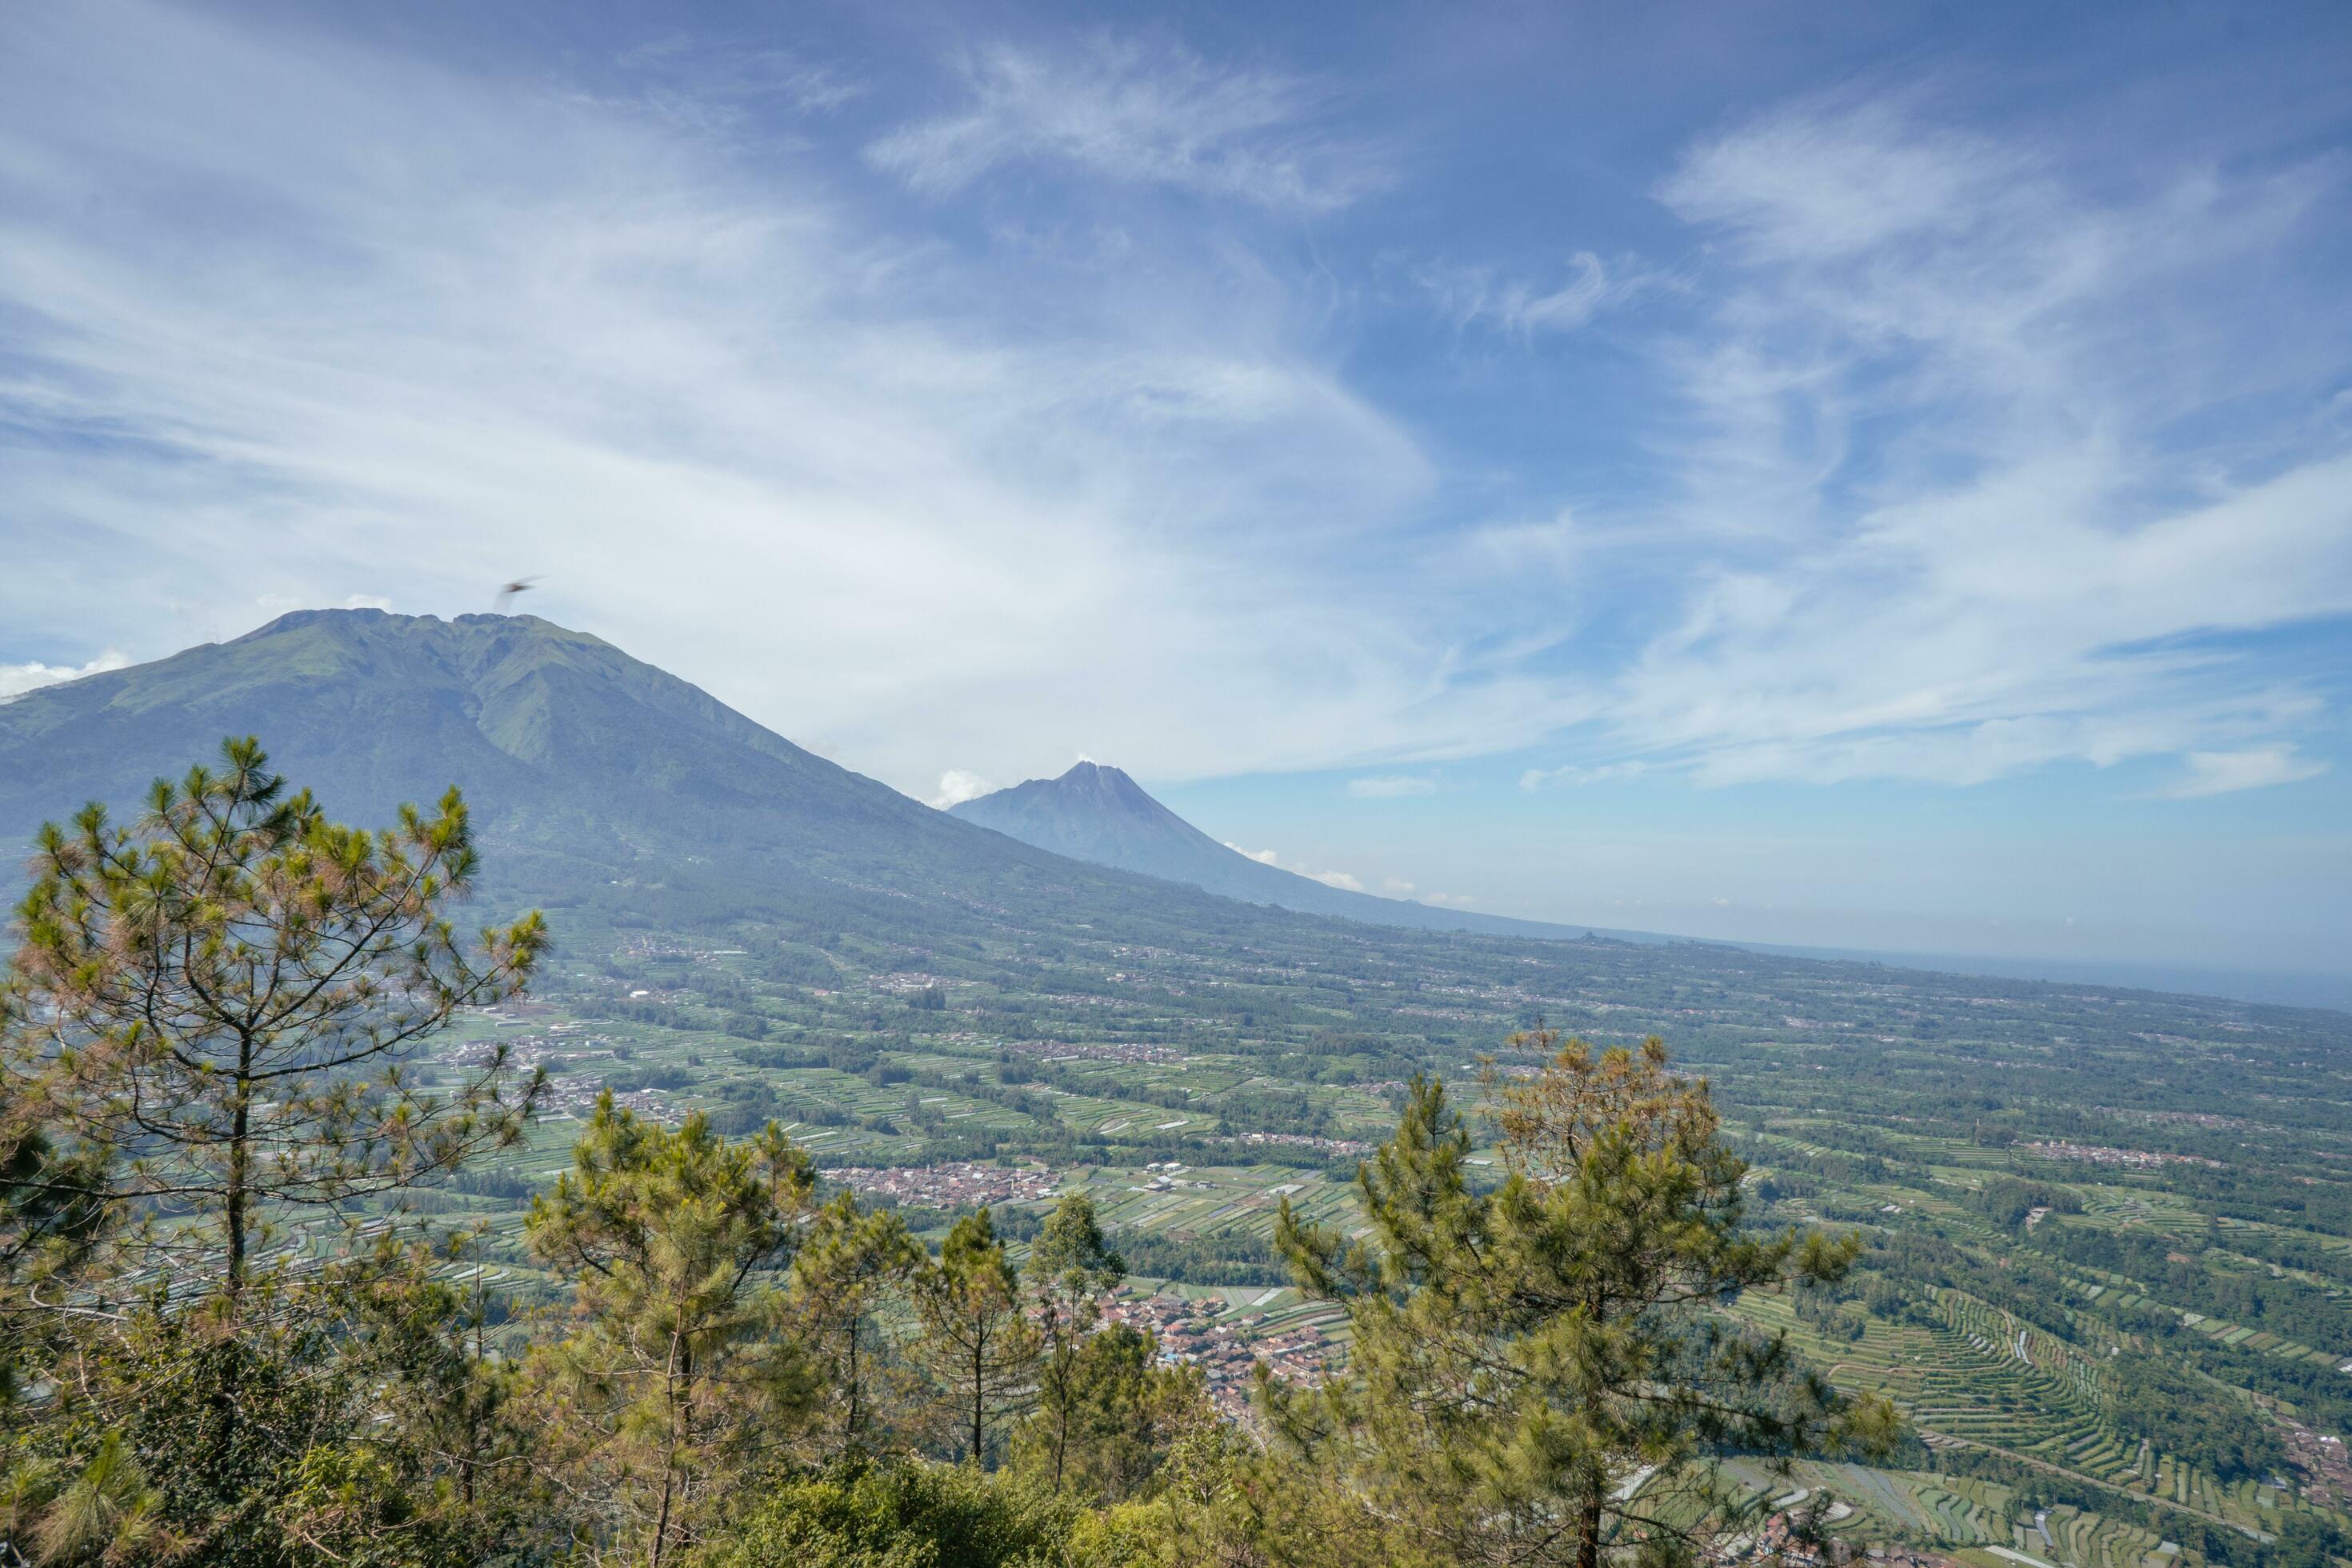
[494,576,540,612]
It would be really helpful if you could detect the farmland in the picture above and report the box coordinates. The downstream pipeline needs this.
[350,901,2352,1566]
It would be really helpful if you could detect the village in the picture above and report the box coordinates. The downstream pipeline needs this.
[1098,1289,1338,1420]
[817,1160,1063,1209]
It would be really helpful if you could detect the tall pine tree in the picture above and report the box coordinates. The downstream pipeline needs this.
[913,1207,1038,1466]
[1271,1037,1897,1567]
[526,1094,818,1566]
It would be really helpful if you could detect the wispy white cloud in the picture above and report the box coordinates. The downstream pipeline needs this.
[1346,774,1434,798]
[1417,251,1647,335]
[1658,100,2025,262]
[614,37,865,117]
[0,10,2342,825]
[1522,97,2352,792]
[1522,761,1650,790]
[0,2,1444,790]
[0,654,129,703]
[2161,747,2327,798]
[868,34,1379,210]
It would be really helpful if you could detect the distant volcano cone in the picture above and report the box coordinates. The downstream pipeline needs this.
[950,762,1597,941]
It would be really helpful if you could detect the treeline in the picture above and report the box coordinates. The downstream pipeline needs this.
[1104,1230,1287,1286]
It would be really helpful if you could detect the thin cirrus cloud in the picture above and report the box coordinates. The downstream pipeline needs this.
[1415,250,1649,336]
[1507,98,2352,796]
[1346,775,1436,798]
[866,34,1382,211]
[0,8,2342,826]
[0,2,1448,793]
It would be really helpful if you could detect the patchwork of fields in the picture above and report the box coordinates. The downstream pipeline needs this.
[349,910,2352,1566]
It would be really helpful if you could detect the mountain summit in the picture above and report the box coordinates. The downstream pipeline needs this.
[0,610,1170,930]
[946,762,1237,883]
[950,762,1594,941]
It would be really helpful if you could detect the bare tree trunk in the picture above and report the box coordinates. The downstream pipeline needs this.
[1050,1328,1071,1487]
[651,1323,686,1568]
[224,1044,254,1306]
[970,1330,985,1464]
[842,1316,862,1456]
[464,1248,485,1508]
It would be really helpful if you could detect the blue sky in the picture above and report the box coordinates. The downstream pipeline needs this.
[2,2,2348,974]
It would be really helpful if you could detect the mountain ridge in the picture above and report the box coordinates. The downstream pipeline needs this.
[0,610,1612,955]
[0,610,1130,916]
[950,761,1603,942]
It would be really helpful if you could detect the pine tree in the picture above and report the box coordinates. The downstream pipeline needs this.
[2,737,545,1310]
[788,1191,924,1460]
[1027,1193,1124,1489]
[913,1207,1038,1466]
[0,738,548,1560]
[526,1094,818,1566]
[1014,1322,1198,1506]
[1271,1036,1898,1568]
[339,1227,554,1546]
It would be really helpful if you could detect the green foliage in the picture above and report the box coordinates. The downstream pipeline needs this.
[266,1445,474,1568]
[912,1210,1038,1467]
[1026,1195,1125,1489]
[8,724,2351,1565]
[699,1461,1078,1568]
[1969,1175,2081,1230]
[1270,1043,1898,1567]
[0,1118,111,1408]
[19,1431,168,1566]
[1008,1325,1198,1508]
[2,736,545,1304]
[2107,1350,2284,1482]
[526,1093,819,1563]
[790,1193,926,1461]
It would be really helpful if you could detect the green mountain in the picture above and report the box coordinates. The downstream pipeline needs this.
[950,762,1599,942]
[0,610,1258,940]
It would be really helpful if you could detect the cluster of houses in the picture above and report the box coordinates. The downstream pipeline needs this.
[1099,1290,1338,1419]
[871,970,970,995]
[2282,1420,2352,1508]
[450,1024,682,1122]
[816,1160,1060,1208]
[2024,1140,2222,1170]
[1705,1504,1908,1566]
[999,1037,1184,1064]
